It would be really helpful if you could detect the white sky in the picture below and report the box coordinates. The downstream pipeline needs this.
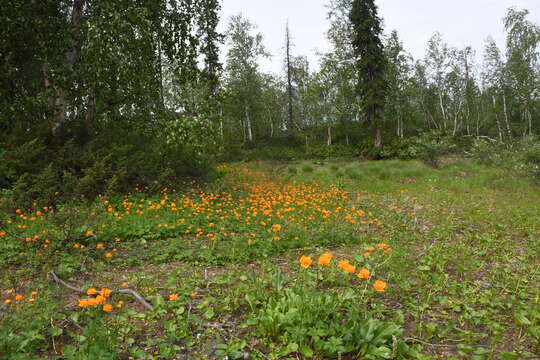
[218,0,540,74]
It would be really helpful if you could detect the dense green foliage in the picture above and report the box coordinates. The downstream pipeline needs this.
[0,0,221,204]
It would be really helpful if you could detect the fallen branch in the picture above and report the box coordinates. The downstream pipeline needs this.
[404,337,502,353]
[48,271,154,311]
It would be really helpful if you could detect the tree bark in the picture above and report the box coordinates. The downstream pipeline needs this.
[439,92,446,132]
[374,122,382,148]
[327,125,332,146]
[86,87,96,138]
[502,93,512,140]
[492,95,503,142]
[54,0,87,132]
[286,22,294,133]
[245,102,253,142]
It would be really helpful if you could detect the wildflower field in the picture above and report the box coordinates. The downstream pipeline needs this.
[0,159,539,359]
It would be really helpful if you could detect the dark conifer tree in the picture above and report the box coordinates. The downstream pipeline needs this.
[350,0,387,149]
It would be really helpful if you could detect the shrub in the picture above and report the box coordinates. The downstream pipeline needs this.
[0,139,46,189]
[524,142,540,183]
[251,288,413,359]
[306,144,360,159]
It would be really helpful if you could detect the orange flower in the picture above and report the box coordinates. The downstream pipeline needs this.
[28,298,35,303]
[6,289,14,295]
[384,248,393,254]
[343,264,356,274]
[363,252,371,257]
[86,231,94,237]
[379,243,388,249]
[105,252,113,258]
[337,260,350,269]
[116,300,125,308]
[95,295,106,305]
[190,292,197,298]
[373,280,387,292]
[0,232,6,237]
[357,268,371,279]
[87,298,98,306]
[4,299,12,304]
[15,294,23,301]
[368,246,375,252]
[169,294,178,301]
[78,299,89,308]
[120,282,129,287]
[31,291,38,296]
[87,288,97,296]
[299,256,312,268]
[100,288,112,297]
[96,243,104,249]
[317,252,333,266]
[102,304,113,312]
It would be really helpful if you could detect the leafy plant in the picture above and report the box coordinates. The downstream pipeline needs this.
[251,287,413,359]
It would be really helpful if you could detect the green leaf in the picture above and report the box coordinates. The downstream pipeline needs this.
[50,327,63,337]
[300,344,314,358]
[497,352,521,360]
[515,312,532,325]
[203,308,214,319]
[279,342,298,356]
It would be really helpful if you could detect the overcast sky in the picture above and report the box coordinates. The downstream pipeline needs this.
[218,0,540,74]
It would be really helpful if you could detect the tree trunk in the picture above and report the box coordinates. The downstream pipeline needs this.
[241,118,246,142]
[327,125,332,146]
[219,107,224,139]
[286,23,294,133]
[245,102,253,142]
[157,37,165,111]
[492,95,503,142]
[374,123,382,148]
[502,93,512,140]
[527,107,532,136]
[452,99,463,136]
[54,0,87,132]
[439,92,446,132]
[86,87,96,138]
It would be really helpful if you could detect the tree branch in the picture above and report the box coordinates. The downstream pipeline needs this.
[48,271,154,311]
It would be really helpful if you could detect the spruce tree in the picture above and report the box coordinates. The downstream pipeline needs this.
[350,0,387,149]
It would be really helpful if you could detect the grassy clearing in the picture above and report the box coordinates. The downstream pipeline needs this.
[0,160,539,359]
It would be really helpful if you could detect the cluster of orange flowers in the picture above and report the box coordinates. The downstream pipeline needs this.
[2,166,382,267]
[299,247,390,292]
[169,291,198,302]
[84,167,379,246]
[78,288,123,312]
[3,289,39,304]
